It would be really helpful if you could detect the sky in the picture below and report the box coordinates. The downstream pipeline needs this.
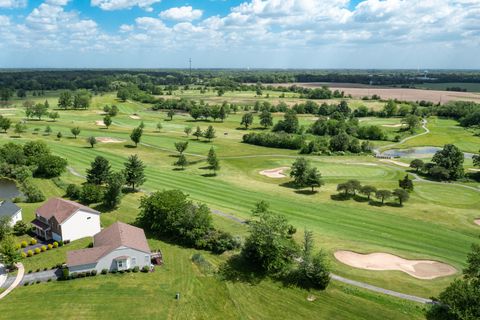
[0,0,479,69]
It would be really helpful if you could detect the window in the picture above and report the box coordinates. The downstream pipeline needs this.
[131,258,136,267]
[117,260,124,269]
[145,255,150,263]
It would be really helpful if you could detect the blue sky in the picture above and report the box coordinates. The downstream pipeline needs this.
[0,0,479,69]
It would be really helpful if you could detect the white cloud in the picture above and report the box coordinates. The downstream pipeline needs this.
[0,0,26,8]
[45,0,70,5]
[91,0,161,11]
[159,6,203,21]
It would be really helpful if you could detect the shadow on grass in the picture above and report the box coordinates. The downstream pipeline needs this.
[202,173,217,177]
[294,189,318,195]
[352,195,370,203]
[330,193,352,201]
[279,181,299,190]
[217,254,266,285]
[123,144,137,148]
[172,168,186,171]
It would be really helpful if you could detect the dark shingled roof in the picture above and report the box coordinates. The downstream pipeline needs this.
[36,198,99,224]
[0,200,21,219]
[67,222,151,267]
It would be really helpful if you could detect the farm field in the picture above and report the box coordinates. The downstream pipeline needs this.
[0,90,479,319]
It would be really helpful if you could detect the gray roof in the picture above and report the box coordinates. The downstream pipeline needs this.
[0,200,21,218]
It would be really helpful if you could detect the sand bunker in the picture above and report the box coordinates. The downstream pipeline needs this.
[382,124,404,128]
[259,167,289,178]
[379,159,410,167]
[347,162,378,166]
[474,219,480,226]
[130,115,141,120]
[334,251,456,280]
[95,120,106,126]
[468,168,480,172]
[96,137,125,143]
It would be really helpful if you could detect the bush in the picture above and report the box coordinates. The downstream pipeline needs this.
[101,269,108,275]
[30,238,37,245]
[79,184,104,205]
[20,241,28,248]
[91,270,97,276]
[21,252,27,258]
[28,270,32,273]
[47,278,52,282]
[141,266,149,273]
[36,268,40,272]
[47,244,53,250]
[21,180,46,203]
[71,272,78,279]
[13,220,30,235]
[15,243,21,250]
[34,248,41,254]
[132,266,139,273]
[242,132,305,150]
[65,184,81,200]
[110,269,117,274]
[53,242,58,248]
[27,250,33,257]
[41,245,47,252]
[62,268,69,280]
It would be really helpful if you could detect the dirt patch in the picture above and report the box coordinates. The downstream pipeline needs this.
[382,124,404,128]
[259,167,289,178]
[95,120,105,126]
[96,137,125,143]
[96,111,107,115]
[130,115,141,120]
[334,251,456,280]
[379,159,410,167]
[474,219,480,226]
[347,162,378,166]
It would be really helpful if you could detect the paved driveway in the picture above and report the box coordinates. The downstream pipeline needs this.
[0,264,6,288]
[20,269,62,285]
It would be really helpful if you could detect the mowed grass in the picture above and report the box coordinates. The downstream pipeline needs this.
[0,91,478,318]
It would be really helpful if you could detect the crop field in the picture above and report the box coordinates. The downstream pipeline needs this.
[0,89,478,319]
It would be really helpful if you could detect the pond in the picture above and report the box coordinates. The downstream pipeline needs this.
[0,179,21,199]
[379,146,474,159]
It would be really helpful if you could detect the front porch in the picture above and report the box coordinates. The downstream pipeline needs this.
[31,219,52,240]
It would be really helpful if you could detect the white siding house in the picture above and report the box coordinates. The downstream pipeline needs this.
[67,222,152,273]
[31,198,101,242]
[0,201,22,227]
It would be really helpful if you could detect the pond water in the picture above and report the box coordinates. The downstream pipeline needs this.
[379,146,474,159]
[0,179,21,199]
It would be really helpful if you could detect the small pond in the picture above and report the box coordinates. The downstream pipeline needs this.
[379,146,474,159]
[0,179,21,199]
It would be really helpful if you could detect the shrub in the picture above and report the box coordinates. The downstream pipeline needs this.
[23,283,29,286]
[20,241,28,248]
[30,238,37,245]
[141,266,149,273]
[110,270,117,274]
[88,242,93,248]
[21,180,46,203]
[47,244,53,250]
[91,270,97,276]
[36,268,40,272]
[65,184,81,200]
[27,250,33,257]
[79,184,104,205]
[119,270,125,274]
[132,266,139,273]
[62,268,69,280]
[36,280,41,284]
[15,243,21,250]
[71,272,78,279]
[242,132,305,150]
[41,245,47,252]
[13,220,30,235]
[43,267,48,271]
[28,270,32,274]
[53,242,58,248]
[21,252,27,258]
[47,279,52,282]
[34,248,41,254]
[101,269,108,275]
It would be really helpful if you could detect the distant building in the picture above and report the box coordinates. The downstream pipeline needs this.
[31,198,101,242]
[0,200,22,227]
[67,221,152,273]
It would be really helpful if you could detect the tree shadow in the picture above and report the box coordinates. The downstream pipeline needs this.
[279,181,299,190]
[123,144,137,148]
[294,189,317,195]
[368,200,384,207]
[202,173,216,177]
[172,168,185,171]
[217,254,265,285]
[352,195,369,203]
[330,193,351,201]
[386,202,402,208]
[9,135,22,139]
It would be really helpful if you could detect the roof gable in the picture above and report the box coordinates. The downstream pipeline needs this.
[0,200,21,218]
[36,198,99,224]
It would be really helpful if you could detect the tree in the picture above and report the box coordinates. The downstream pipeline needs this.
[0,217,12,242]
[375,189,392,204]
[71,127,81,139]
[57,131,62,140]
[184,126,192,137]
[427,244,480,320]
[123,154,146,191]
[0,88,13,104]
[87,136,97,148]
[472,150,479,168]
[167,109,175,120]
[410,159,424,172]
[193,126,202,140]
[73,90,92,109]
[103,172,126,209]
[32,103,48,120]
[290,157,309,186]
[347,179,362,196]
[259,109,273,128]
[34,154,67,178]
[207,147,220,174]
[360,185,377,200]
[80,184,104,205]
[241,112,254,129]
[86,156,111,185]
[273,110,299,134]
[58,91,73,109]
[432,144,464,180]
[13,221,29,235]
[295,230,331,290]
[305,167,324,192]
[399,175,414,191]
[241,202,298,274]
[156,122,163,132]
[14,122,27,135]
[174,141,189,154]
[0,116,11,132]
[44,125,52,135]
[174,154,188,170]
[130,127,143,147]
[392,188,409,206]
[103,115,112,128]
[203,125,216,142]
[383,100,397,117]
[0,235,21,268]
[402,114,420,133]
[219,105,227,122]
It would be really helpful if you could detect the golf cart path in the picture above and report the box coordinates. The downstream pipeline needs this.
[377,119,430,152]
